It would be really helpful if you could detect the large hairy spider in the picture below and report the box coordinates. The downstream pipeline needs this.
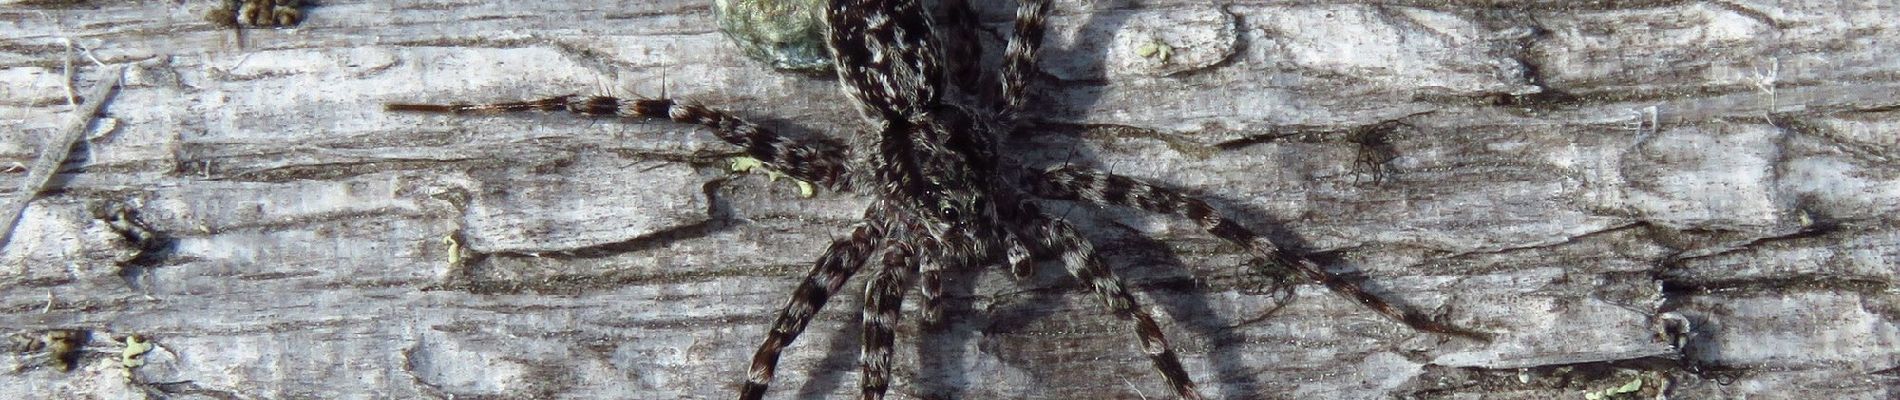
[388,0,1483,398]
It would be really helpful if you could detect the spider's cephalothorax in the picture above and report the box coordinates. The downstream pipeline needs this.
[388,0,1486,398]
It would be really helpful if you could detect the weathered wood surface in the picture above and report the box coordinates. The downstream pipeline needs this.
[2,1,1897,399]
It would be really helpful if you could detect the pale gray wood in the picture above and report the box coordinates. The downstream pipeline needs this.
[1,1,1896,399]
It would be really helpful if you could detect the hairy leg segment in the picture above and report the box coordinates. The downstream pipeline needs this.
[1029,166,1491,340]
[386,95,850,190]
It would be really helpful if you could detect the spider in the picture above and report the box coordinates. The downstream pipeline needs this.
[387,0,1485,398]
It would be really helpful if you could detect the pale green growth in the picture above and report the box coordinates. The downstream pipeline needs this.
[730,157,816,197]
[1581,376,1647,400]
[1136,39,1174,63]
[1615,378,1643,393]
[119,335,154,368]
[442,233,464,268]
[715,0,833,72]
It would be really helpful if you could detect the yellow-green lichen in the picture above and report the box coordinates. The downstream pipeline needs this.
[443,232,466,268]
[1581,376,1646,400]
[119,335,153,368]
[1136,39,1174,63]
[729,157,816,197]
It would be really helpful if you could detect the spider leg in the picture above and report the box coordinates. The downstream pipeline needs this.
[1029,166,1490,340]
[386,96,850,190]
[1000,0,1050,116]
[938,0,985,97]
[860,240,921,400]
[917,256,947,326]
[1000,199,1049,279]
[1002,228,1037,278]
[1027,214,1202,399]
[740,224,882,400]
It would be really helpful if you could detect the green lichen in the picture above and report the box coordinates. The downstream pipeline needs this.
[729,157,816,197]
[714,0,833,72]
[1581,376,1646,400]
[119,335,154,368]
[1136,39,1174,63]
[442,232,465,269]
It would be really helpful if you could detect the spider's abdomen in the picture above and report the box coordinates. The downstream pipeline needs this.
[826,0,945,124]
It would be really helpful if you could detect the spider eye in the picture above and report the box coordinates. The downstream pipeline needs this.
[938,204,961,220]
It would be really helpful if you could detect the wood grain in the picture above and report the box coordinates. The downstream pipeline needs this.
[1,1,1895,399]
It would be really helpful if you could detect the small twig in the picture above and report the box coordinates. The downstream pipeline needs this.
[0,65,126,253]
[61,40,77,106]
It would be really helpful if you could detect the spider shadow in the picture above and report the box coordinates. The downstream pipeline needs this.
[1047,207,1279,399]
[909,260,996,399]
[1003,110,1462,398]
[1009,119,1443,399]
[998,1,1275,396]
[908,199,1309,399]
[965,0,1447,396]
[924,2,1225,398]
[789,293,871,399]
[764,0,1395,397]
[933,0,1274,397]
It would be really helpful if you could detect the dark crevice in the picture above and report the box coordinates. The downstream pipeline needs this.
[203,158,482,183]
[1402,356,1691,399]
[491,177,732,260]
[488,218,723,260]
[1210,111,1431,161]
[1770,112,1898,165]
[1026,121,1216,159]
[437,178,736,295]
[1870,365,1900,377]
[1435,221,1649,261]
[1661,274,1891,297]
[144,380,247,400]
[1662,217,1842,268]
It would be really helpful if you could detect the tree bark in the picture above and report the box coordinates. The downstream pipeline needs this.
[1,1,1895,399]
